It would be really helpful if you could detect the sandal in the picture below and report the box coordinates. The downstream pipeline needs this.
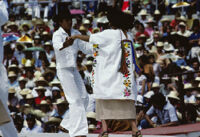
[98,131,109,137]
[132,130,142,137]
[58,125,68,133]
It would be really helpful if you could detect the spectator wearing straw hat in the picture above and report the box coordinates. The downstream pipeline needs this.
[8,71,19,88]
[34,86,47,105]
[184,83,196,104]
[15,76,27,99]
[21,113,43,133]
[43,117,62,133]
[8,87,19,112]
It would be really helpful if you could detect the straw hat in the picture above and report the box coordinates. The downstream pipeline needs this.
[160,17,171,23]
[163,42,175,51]
[35,19,44,25]
[138,9,148,16]
[24,59,33,68]
[79,25,87,31]
[9,87,16,94]
[156,41,164,47]
[50,79,61,86]
[34,71,42,80]
[146,18,155,24]
[151,83,160,88]
[8,71,17,77]
[154,9,160,15]
[49,62,56,68]
[89,124,96,130]
[53,98,68,105]
[138,34,146,39]
[44,41,51,46]
[179,22,186,27]
[18,76,27,82]
[196,94,200,99]
[35,76,48,84]
[184,83,193,90]
[8,64,18,69]
[167,91,180,100]
[39,100,48,105]
[52,86,60,91]
[42,31,49,36]
[178,16,187,22]
[144,91,154,99]
[21,21,31,29]
[20,88,31,96]
[83,19,90,24]
[87,112,96,119]
[35,86,46,91]
[7,21,18,28]
[26,94,34,99]
[195,77,200,82]
[146,38,154,46]
[92,27,100,33]
[45,117,62,124]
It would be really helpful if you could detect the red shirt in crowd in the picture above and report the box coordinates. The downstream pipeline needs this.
[35,96,46,104]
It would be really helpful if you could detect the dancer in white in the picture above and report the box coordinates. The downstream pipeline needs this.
[70,7,142,137]
[0,1,19,137]
[52,7,92,137]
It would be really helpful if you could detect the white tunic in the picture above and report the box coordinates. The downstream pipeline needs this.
[89,29,137,100]
[52,27,92,69]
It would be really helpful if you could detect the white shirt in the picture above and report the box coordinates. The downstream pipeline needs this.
[89,29,137,100]
[177,30,192,37]
[184,94,196,103]
[136,74,147,95]
[21,125,43,133]
[147,101,178,124]
[52,27,92,69]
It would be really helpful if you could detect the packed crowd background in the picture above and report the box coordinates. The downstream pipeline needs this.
[1,0,200,134]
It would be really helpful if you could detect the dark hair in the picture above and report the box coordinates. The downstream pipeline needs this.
[191,19,200,31]
[53,7,72,24]
[150,93,167,107]
[107,7,134,30]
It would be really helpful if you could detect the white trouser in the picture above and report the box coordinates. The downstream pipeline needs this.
[0,64,18,137]
[57,67,89,137]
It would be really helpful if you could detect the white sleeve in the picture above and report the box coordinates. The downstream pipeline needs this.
[0,1,8,26]
[77,39,93,54]
[89,30,108,45]
[52,33,64,51]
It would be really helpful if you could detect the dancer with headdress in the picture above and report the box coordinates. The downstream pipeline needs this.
[52,7,92,137]
[70,7,142,137]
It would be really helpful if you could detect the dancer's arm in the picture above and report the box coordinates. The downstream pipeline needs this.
[71,35,90,42]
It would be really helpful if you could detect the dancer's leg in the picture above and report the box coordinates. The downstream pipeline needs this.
[57,68,88,137]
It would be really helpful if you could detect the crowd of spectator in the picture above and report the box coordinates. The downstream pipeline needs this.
[1,0,200,134]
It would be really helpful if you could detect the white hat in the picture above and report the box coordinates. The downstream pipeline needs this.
[40,100,48,105]
[160,17,171,23]
[144,91,155,99]
[19,76,27,82]
[179,22,186,26]
[35,86,46,91]
[138,9,148,16]
[151,83,160,88]
[53,98,68,105]
[146,18,155,24]
[137,95,143,104]
[42,31,48,35]
[26,94,34,99]
[167,91,180,100]
[99,16,109,24]
[87,112,96,119]
[9,87,16,93]
[146,38,154,46]
[20,88,31,95]
[49,62,56,68]
[196,94,200,98]
[52,86,60,91]
[8,71,17,77]
[184,83,193,90]
[34,71,42,79]
[35,77,48,84]
[156,41,164,47]
[24,60,33,68]
[83,19,90,24]
[50,79,61,86]
[178,16,187,22]
[44,41,51,46]
[88,124,96,130]
[163,42,175,51]
[8,64,18,69]
[86,14,92,18]
[154,9,160,15]
[195,77,200,82]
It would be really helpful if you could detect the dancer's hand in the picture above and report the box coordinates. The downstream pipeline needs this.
[59,37,74,50]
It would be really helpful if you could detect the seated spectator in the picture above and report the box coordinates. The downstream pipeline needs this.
[34,86,47,105]
[12,113,24,133]
[8,71,19,88]
[143,93,178,128]
[21,114,43,133]
[43,117,62,133]
[184,83,196,104]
